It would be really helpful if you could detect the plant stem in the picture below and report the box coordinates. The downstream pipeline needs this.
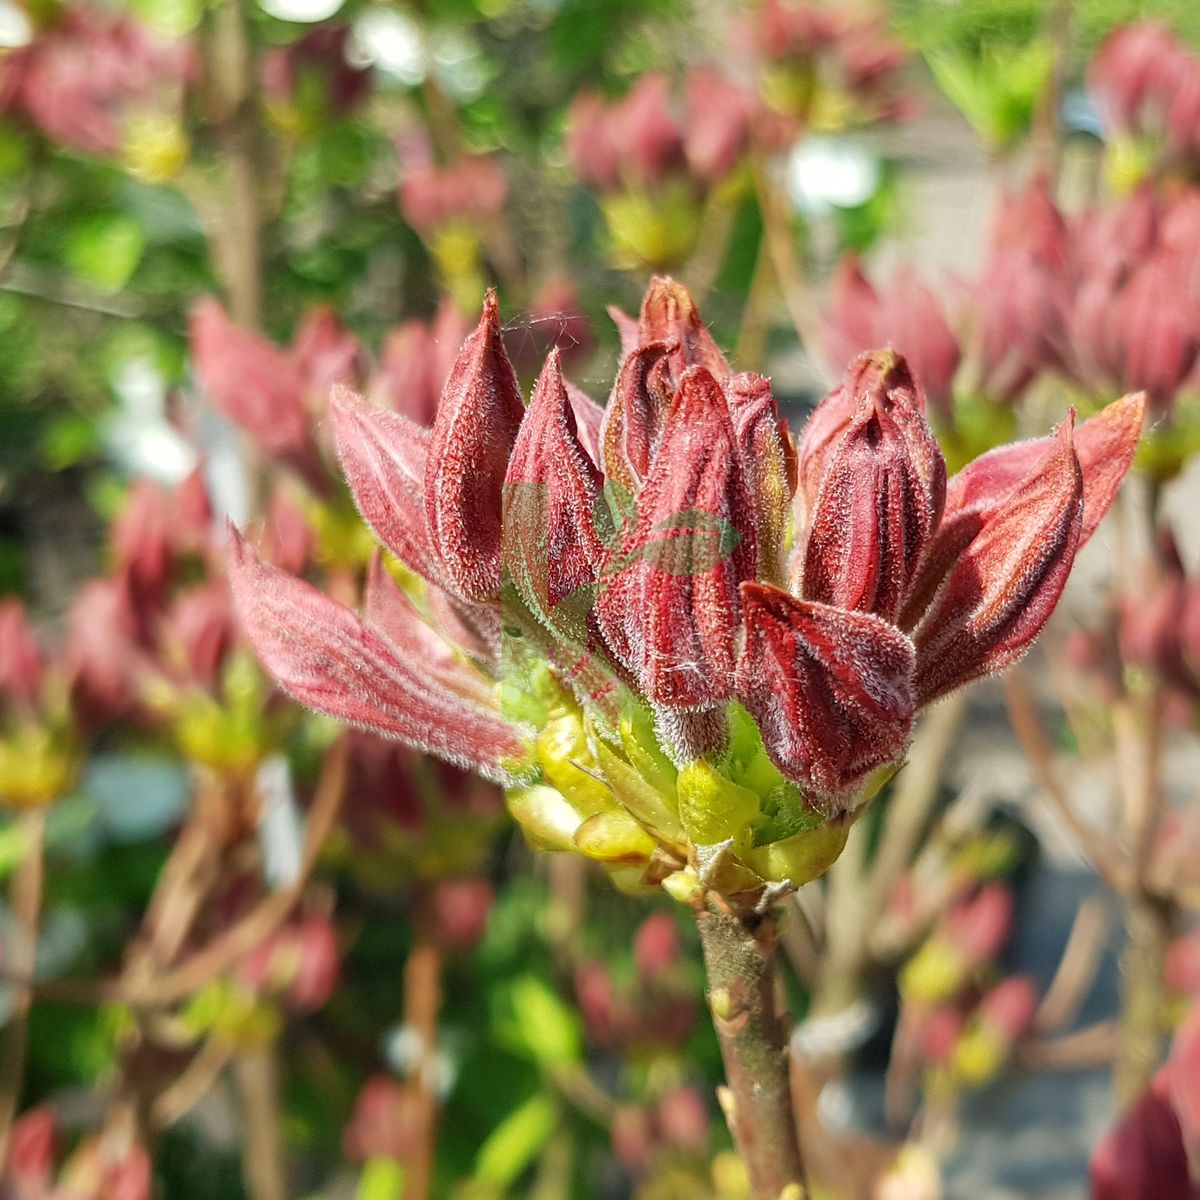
[696,899,807,1200]
[202,0,264,329]
[0,809,46,1166]
[234,1044,288,1200]
[403,930,444,1200]
[1114,891,1176,1107]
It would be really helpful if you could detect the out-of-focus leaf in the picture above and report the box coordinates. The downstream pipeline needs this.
[355,1159,406,1200]
[64,212,146,294]
[41,413,99,470]
[472,1093,557,1191]
[506,975,582,1067]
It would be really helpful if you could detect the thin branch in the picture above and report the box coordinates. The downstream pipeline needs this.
[1034,893,1110,1033]
[0,810,47,1165]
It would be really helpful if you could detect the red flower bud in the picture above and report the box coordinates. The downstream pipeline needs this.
[600,342,674,497]
[189,300,320,485]
[503,351,608,638]
[637,275,730,384]
[800,352,944,623]
[0,601,43,712]
[424,878,493,952]
[424,291,526,600]
[596,367,757,708]
[6,1106,57,1191]
[633,911,681,979]
[735,583,915,799]
[978,975,1038,1044]
[944,884,1014,969]
[343,1077,420,1163]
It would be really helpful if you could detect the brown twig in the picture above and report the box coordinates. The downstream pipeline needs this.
[697,899,807,1200]
[1020,1019,1119,1072]
[1034,893,1110,1033]
[402,932,444,1200]
[234,1045,288,1200]
[0,810,46,1166]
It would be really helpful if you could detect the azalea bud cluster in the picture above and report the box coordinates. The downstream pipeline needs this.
[231,275,1142,910]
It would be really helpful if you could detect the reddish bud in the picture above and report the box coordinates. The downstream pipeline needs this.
[372,301,467,427]
[1169,1004,1200,1178]
[189,300,317,479]
[656,1085,709,1152]
[6,1106,58,1191]
[228,532,525,781]
[596,367,757,708]
[684,68,753,182]
[978,975,1038,1043]
[735,583,915,799]
[503,351,608,637]
[165,582,235,688]
[944,885,1014,969]
[1091,1067,1200,1200]
[0,601,42,711]
[424,292,526,600]
[637,276,729,384]
[726,371,798,583]
[343,1077,419,1163]
[600,342,674,496]
[291,304,362,400]
[913,415,1084,705]
[800,352,945,623]
[65,578,140,729]
[425,878,494,952]
[633,911,680,979]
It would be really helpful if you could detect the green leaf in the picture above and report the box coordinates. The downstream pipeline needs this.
[507,976,582,1068]
[355,1159,406,1200]
[472,1093,557,1191]
[65,213,146,294]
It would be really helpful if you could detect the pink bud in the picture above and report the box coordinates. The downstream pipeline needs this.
[656,1085,709,1152]
[424,292,526,601]
[332,386,444,584]
[633,912,680,979]
[165,582,235,688]
[261,25,371,117]
[372,301,467,427]
[613,75,685,190]
[978,975,1038,1043]
[6,1106,58,1190]
[503,350,607,638]
[735,584,915,799]
[190,300,323,487]
[0,601,43,712]
[944,885,1014,969]
[291,304,362,401]
[800,352,945,623]
[600,342,674,496]
[425,878,493,952]
[921,1007,965,1065]
[1168,1003,1200,1178]
[684,68,753,183]
[343,1076,419,1163]
[1090,1067,1199,1200]
[595,367,757,708]
[636,276,730,384]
